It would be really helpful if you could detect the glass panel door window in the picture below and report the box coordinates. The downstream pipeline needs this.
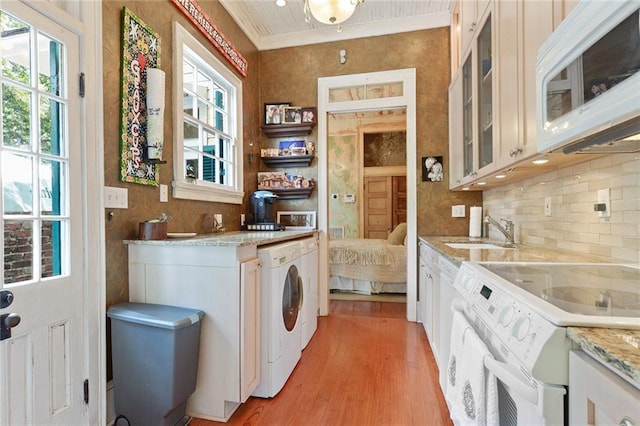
[2,11,69,284]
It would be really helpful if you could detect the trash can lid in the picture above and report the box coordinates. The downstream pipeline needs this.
[107,303,204,330]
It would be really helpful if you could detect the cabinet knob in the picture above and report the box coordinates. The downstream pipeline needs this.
[619,418,635,426]
[509,147,523,157]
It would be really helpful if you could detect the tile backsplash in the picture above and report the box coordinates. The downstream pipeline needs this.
[483,154,639,263]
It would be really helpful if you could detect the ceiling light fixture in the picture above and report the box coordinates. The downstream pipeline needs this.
[304,0,365,29]
[276,0,287,6]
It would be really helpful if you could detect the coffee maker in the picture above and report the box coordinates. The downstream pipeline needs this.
[243,190,285,231]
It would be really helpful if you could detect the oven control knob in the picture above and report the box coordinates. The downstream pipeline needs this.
[498,305,515,327]
[512,316,531,341]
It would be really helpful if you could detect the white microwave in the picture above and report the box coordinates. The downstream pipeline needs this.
[536,0,640,154]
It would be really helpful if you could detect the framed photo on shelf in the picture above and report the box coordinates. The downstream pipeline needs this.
[283,106,303,123]
[277,211,316,230]
[264,102,290,125]
[301,107,316,123]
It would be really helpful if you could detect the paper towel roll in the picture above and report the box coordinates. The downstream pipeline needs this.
[469,206,482,237]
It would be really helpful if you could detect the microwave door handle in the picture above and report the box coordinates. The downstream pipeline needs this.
[484,355,539,405]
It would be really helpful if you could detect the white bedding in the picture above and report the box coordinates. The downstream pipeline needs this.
[329,238,407,294]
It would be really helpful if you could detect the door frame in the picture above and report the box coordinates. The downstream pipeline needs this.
[3,1,106,423]
[317,69,417,321]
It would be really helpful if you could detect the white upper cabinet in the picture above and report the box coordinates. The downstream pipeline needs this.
[449,8,495,190]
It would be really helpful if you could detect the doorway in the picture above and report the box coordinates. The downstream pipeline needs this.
[317,69,417,320]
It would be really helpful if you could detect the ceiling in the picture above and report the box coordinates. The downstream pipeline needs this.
[218,0,452,51]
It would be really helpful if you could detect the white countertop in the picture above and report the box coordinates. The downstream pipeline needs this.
[124,230,316,247]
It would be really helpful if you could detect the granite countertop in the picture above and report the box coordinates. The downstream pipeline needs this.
[419,235,620,266]
[419,235,639,389]
[124,230,316,247]
[568,327,640,389]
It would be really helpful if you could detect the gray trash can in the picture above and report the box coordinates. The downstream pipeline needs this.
[107,303,204,426]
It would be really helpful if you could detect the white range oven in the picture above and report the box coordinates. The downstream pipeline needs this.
[451,262,640,425]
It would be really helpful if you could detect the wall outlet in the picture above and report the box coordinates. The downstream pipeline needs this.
[451,205,465,217]
[159,184,168,202]
[596,188,611,218]
[104,186,128,209]
[544,197,552,217]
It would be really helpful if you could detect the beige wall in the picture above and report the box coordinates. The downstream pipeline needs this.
[483,154,640,263]
[102,1,260,307]
[258,28,482,237]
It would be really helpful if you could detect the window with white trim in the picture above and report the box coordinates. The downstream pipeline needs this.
[172,22,243,204]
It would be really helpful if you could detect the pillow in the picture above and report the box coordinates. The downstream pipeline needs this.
[387,222,407,245]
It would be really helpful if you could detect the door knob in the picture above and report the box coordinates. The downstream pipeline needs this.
[0,289,14,308]
[1,313,21,341]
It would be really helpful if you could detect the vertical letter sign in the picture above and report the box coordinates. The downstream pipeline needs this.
[119,8,161,186]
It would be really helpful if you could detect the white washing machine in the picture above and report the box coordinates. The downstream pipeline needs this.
[299,237,318,350]
[253,240,304,398]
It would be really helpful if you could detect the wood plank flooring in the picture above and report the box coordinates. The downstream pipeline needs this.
[193,300,452,426]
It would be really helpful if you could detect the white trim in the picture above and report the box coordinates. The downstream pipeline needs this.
[221,5,450,51]
[172,21,244,204]
[317,69,417,322]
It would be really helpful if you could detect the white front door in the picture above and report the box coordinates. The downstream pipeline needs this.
[1,2,86,424]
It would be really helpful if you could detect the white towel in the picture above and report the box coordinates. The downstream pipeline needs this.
[453,327,499,426]
[445,309,472,411]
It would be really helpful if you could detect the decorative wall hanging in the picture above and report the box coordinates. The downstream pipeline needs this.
[171,0,248,77]
[119,8,161,186]
[422,156,444,182]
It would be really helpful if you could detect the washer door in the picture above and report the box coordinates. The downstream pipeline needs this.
[282,264,303,332]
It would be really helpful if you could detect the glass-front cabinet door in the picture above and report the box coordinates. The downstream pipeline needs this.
[449,9,494,190]
[476,15,493,171]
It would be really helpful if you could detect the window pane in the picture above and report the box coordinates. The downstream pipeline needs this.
[4,219,34,284]
[38,32,63,96]
[3,152,34,215]
[184,147,199,180]
[215,110,224,131]
[183,89,196,117]
[40,158,65,215]
[197,98,211,124]
[183,119,199,148]
[215,89,224,108]
[41,219,63,278]
[366,82,404,99]
[1,12,31,85]
[197,71,212,101]
[329,85,365,102]
[2,83,32,150]
[39,96,65,155]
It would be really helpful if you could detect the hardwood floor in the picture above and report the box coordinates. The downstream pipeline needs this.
[192,300,452,426]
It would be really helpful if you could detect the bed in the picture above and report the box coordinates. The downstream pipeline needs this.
[329,223,407,295]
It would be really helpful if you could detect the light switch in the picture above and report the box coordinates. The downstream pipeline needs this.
[104,186,128,209]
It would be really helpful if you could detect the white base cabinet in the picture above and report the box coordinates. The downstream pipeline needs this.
[128,243,261,422]
[569,350,640,426]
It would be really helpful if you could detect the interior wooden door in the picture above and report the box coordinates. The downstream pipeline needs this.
[392,176,407,228]
[363,176,392,239]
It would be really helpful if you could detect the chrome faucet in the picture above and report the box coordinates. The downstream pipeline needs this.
[484,215,515,245]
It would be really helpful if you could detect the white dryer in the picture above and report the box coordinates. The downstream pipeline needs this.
[299,237,318,350]
[253,240,304,398]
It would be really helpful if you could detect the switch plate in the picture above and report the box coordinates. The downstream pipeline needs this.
[544,197,552,217]
[104,186,128,209]
[160,184,168,202]
[451,205,465,217]
[597,188,611,218]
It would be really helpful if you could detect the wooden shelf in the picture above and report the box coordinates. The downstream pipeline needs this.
[265,187,314,199]
[261,123,315,138]
[261,155,313,168]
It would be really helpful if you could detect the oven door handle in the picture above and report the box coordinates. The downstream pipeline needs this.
[484,356,539,405]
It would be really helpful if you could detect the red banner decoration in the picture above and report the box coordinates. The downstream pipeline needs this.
[171,0,248,77]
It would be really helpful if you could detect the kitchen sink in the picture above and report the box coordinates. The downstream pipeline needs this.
[445,242,515,250]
